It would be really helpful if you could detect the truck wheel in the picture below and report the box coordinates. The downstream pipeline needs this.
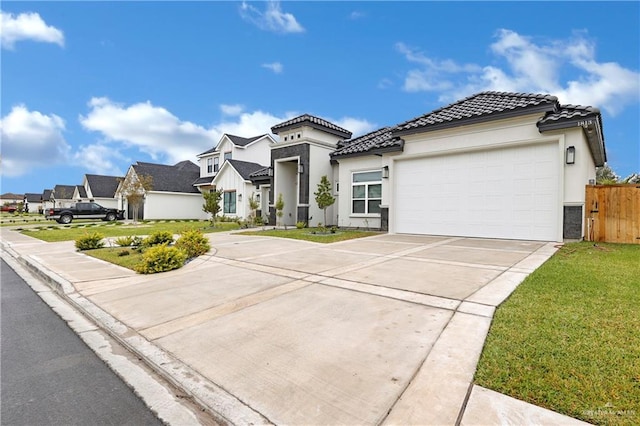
[106,213,116,222]
[59,215,72,224]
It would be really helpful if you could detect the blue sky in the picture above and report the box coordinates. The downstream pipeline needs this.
[2,1,639,195]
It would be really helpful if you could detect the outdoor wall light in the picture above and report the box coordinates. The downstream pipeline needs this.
[566,146,576,165]
[298,164,304,174]
[267,168,274,177]
[382,165,389,178]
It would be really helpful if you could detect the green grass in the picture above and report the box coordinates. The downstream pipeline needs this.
[1,213,49,226]
[238,227,381,243]
[84,247,143,270]
[20,221,239,242]
[475,242,640,426]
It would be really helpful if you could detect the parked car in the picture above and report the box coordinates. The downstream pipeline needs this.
[1,204,18,213]
[45,202,125,224]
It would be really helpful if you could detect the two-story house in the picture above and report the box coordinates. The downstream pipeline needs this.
[194,134,274,220]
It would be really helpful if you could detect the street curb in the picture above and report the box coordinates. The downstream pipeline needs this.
[2,242,271,426]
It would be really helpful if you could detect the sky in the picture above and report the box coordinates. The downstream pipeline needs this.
[1,1,639,195]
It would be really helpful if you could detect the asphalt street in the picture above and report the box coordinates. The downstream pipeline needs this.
[1,259,162,426]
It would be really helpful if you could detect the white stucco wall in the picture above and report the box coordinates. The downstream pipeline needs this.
[335,155,383,229]
[308,144,336,226]
[144,191,208,220]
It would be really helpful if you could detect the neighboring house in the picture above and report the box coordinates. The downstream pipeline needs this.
[117,160,207,220]
[24,193,44,213]
[268,114,352,227]
[51,185,76,208]
[194,133,275,192]
[211,159,270,220]
[79,174,122,208]
[325,91,605,242]
[0,192,23,208]
[41,189,54,211]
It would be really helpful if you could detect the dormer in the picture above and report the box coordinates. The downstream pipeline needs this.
[270,114,352,148]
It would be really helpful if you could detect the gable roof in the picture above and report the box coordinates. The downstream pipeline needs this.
[0,192,23,201]
[331,127,404,159]
[132,161,200,193]
[42,189,53,200]
[76,186,88,198]
[25,193,43,203]
[271,114,352,139]
[394,91,558,136]
[224,159,268,181]
[197,134,271,156]
[85,174,122,198]
[332,91,605,165]
[52,185,76,199]
[227,134,268,147]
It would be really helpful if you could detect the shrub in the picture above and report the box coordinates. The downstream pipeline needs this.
[134,244,186,274]
[75,232,105,251]
[296,221,306,229]
[114,236,134,247]
[175,229,210,258]
[143,231,174,247]
[131,236,144,247]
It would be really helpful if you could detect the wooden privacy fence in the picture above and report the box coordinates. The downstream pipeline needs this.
[585,184,640,244]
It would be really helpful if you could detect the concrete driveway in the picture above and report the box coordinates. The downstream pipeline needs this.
[3,230,561,425]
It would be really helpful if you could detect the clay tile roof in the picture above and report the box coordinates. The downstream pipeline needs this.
[331,127,404,159]
[271,114,352,139]
[394,91,558,135]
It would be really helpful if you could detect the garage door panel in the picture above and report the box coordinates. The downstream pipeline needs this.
[394,143,559,241]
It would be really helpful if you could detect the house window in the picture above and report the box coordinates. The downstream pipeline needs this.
[213,157,219,172]
[284,136,288,141]
[223,191,236,214]
[224,152,232,161]
[352,171,382,215]
[207,158,213,173]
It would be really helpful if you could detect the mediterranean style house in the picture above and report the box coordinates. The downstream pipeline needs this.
[191,91,605,242]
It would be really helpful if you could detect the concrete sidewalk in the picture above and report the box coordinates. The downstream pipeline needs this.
[0,228,590,425]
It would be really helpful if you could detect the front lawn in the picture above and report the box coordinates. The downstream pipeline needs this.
[474,242,640,426]
[19,220,239,242]
[238,227,381,243]
[85,247,143,270]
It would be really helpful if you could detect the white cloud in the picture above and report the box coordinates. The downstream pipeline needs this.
[262,62,283,74]
[349,11,365,20]
[396,30,640,115]
[220,104,245,116]
[334,117,377,138]
[0,105,71,176]
[73,144,127,176]
[1,11,64,49]
[240,1,304,34]
[79,97,218,164]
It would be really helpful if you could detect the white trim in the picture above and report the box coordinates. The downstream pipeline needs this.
[351,169,382,216]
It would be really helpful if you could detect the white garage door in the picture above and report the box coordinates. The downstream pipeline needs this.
[394,143,559,241]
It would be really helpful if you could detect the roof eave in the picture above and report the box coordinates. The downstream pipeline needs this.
[272,122,352,139]
[331,142,404,160]
[393,104,555,137]
[537,115,606,167]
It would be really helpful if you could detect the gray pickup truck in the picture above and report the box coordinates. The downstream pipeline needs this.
[45,202,125,224]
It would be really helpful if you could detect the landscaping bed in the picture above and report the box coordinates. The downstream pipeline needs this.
[474,242,640,426]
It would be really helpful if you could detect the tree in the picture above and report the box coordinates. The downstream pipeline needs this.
[275,193,284,228]
[314,175,335,227]
[596,164,619,185]
[622,172,640,184]
[202,188,223,226]
[248,192,260,225]
[119,173,153,223]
